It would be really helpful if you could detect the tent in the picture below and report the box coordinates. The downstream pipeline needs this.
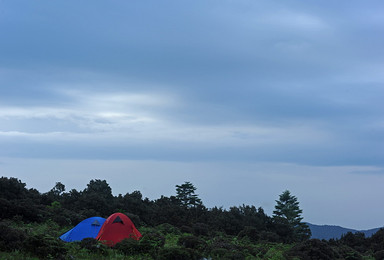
[96,213,142,246]
[60,217,106,242]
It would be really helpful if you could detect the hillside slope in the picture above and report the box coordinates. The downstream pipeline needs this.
[307,223,382,240]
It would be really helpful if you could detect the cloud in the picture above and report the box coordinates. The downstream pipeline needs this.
[0,64,382,166]
[263,10,329,31]
[1,0,384,231]
[0,0,382,166]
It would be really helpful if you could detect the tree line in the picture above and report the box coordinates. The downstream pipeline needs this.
[0,177,309,243]
[2,176,384,259]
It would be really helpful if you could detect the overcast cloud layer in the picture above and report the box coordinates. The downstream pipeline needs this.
[0,1,383,229]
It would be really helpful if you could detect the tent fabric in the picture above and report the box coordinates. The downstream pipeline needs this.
[96,213,142,246]
[60,217,106,242]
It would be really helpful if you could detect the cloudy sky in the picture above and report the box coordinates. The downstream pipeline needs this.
[1,1,383,230]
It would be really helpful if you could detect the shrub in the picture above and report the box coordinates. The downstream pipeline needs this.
[79,238,108,255]
[259,231,281,243]
[209,248,245,260]
[333,244,362,260]
[370,228,384,252]
[157,247,201,260]
[178,235,206,250]
[180,225,193,234]
[0,222,27,251]
[285,239,339,260]
[156,223,181,235]
[114,238,142,255]
[115,232,165,256]
[23,234,67,259]
[208,236,236,251]
[140,231,165,253]
[0,198,44,223]
[223,250,245,260]
[374,250,384,260]
[51,214,71,226]
[210,248,229,259]
[238,226,259,242]
[192,222,210,236]
[339,232,368,253]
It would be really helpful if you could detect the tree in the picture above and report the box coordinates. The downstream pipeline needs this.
[175,182,202,208]
[83,179,113,199]
[50,182,65,197]
[43,182,66,203]
[0,177,28,200]
[273,190,311,242]
[81,179,114,216]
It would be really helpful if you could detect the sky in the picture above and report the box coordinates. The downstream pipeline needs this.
[0,0,383,230]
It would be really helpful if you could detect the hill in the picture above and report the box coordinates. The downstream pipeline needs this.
[307,223,382,240]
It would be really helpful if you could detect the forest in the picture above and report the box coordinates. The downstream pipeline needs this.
[1,176,384,260]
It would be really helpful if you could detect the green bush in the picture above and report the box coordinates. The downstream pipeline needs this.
[259,231,281,243]
[114,238,142,255]
[157,247,201,260]
[210,248,229,258]
[115,232,165,256]
[178,235,206,250]
[192,223,210,237]
[79,238,108,255]
[0,222,27,252]
[238,226,259,242]
[339,232,368,253]
[156,223,181,235]
[23,234,67,259]
[370,228,384,252]
[140,231,165,253]
[285,239,339,260]
[222,250,245,260]
[374,250,384,260]
[333,244,362,260]
[209,248,245,260]
[208,236,236,251]
[180,225,193,234]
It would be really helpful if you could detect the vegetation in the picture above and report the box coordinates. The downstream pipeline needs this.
[273,190,311,242]
[0,176,382,259]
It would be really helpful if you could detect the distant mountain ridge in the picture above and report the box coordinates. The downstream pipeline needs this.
[307,223,382,240]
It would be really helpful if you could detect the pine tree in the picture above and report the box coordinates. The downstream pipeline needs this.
[273,190,311,242]
[175,181,202,208]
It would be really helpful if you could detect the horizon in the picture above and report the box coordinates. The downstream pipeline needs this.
[1,1,383,231]
[2,171,383,232]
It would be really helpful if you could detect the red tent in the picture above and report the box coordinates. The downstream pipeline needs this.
[96,213,142,246]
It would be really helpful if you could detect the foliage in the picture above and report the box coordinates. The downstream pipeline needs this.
[114,238,142,255]
[273,190,311,242]
[192,222,210,236]
[238,226,260,242]
[140,231,166,255]
[369,228,384,252]
[175,181,203,208]
[339,232,368,253]
[156,223,181,236]
[374,250,384,260]
[79,238,108,255]
[157,247,201,260]
[0,177,382,259]
[0,222,27,252]
[178,235,207,251]
[23,234,67,259]
[285,239,340,260]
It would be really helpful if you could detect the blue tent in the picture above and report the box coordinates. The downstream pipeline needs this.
[60,217,106,242]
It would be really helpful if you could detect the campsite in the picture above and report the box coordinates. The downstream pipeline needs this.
[1,176,384,259]
[2,1,383,259]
